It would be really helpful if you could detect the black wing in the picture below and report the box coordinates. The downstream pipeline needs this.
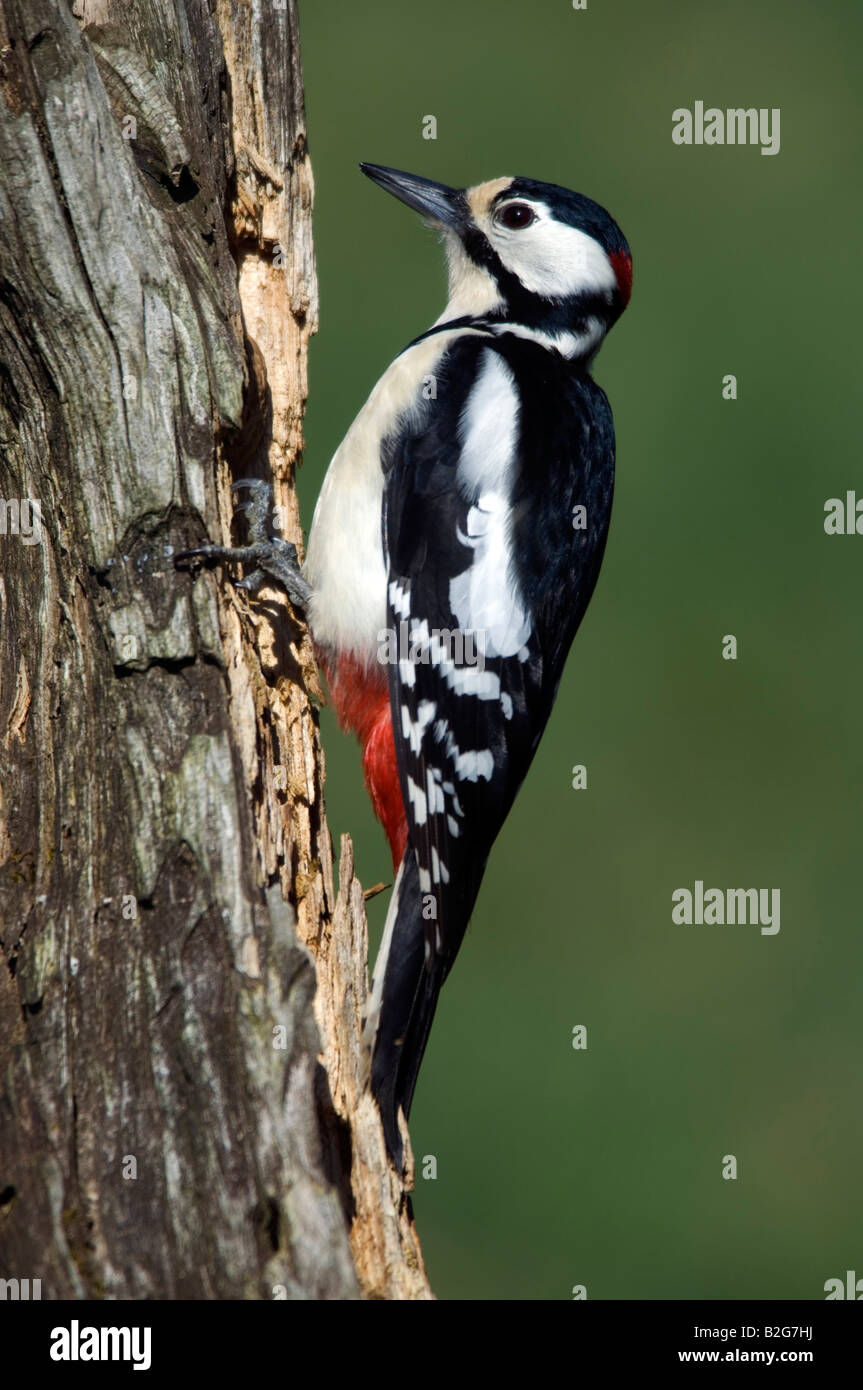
[382,332,615,974]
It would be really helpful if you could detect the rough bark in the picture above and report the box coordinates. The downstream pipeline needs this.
[0,0,430,1300]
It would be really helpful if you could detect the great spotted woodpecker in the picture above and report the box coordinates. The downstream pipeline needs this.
[179,164,631,1171]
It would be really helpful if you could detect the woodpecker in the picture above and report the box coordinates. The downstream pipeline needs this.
[178,164,631,1171]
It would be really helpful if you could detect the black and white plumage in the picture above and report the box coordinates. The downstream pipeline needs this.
[304,165,632,1169]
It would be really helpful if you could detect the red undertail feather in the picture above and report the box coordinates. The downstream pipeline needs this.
[321,649,408,870]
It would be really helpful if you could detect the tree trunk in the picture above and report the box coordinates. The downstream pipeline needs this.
[0,0,430,1300]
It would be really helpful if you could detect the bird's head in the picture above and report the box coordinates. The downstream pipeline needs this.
[360,163,632,360]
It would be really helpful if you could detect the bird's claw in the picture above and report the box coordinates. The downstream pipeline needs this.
[228,478,274,543]
[174,480,310,612]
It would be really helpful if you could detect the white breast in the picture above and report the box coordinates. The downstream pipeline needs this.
[305,327,488,663]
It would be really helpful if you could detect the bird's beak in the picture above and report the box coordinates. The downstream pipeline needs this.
[360,163,466,231]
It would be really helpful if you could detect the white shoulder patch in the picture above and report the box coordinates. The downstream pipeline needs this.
[456,352,519,501]
[450,492,532,660]
[448,351,532,659]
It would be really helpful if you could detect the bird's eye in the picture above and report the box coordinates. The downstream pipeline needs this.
[495,202,536,230]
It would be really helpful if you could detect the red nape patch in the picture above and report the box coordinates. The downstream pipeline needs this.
[609,249,633,309]
[322,649,408,871]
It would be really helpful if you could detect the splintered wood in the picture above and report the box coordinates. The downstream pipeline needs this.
[216,0,431,1300]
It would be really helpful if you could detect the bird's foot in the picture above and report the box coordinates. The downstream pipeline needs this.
[174,479,311,611]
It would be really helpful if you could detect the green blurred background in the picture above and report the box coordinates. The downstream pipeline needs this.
[296,0,863,1299]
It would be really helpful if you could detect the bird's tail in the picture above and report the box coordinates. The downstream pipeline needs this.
[364,849,445,1171]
